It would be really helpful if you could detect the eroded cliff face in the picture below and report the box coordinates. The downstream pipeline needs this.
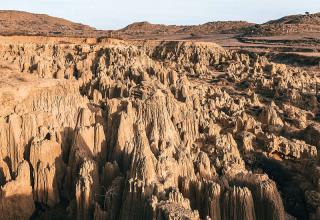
[0,36,319,220]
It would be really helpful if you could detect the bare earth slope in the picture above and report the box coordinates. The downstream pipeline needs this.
[117,21,254,40]
[235,13,320,69]
[0,10,107,37]
[243,13,320,37]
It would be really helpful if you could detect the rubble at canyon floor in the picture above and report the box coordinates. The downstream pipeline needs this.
[0,36,319,220]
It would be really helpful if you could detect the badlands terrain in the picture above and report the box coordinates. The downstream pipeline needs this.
[0,11,320,220]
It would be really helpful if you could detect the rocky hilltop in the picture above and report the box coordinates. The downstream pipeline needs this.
[0,35,319,220]
[117,21,254,40]
[243,12,320,36]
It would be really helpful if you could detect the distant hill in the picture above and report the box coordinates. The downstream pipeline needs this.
[266,13,320,25]
[117,21,254,39]
[120,21,183,35]
[0,10,107,37]
[178,21,254,34]
[1,10,318,39]
[243,12,320,36]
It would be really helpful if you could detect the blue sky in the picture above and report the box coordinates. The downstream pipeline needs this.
[2,0,320,29]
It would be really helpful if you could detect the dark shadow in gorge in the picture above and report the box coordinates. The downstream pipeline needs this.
[30,199,71,220]
[0,194,39,220]
[29,130,70,220]
[249,152,309,220]
[30,123,110,220]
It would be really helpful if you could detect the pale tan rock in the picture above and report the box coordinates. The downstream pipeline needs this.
[75,160,99,220]
[250,93,262,106]
[0,161,35,220]
[156,190,200,220]
[266,135,317,159]
[238,131,255,152]
[181,180,221,219]
[0,35,318,220]
[206,133,245,176]
[282,104,309,129]
[29,134,65,206]
[195,151,216,179]
[222,186,256,220]
[259,103,284,127]
[235,112,261,134]
[233,173,286,220]
[7,113,23,175]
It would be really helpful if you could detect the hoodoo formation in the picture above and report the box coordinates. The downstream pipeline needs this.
[0,10,320,220]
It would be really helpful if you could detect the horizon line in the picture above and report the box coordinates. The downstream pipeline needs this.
[0,9,318,30]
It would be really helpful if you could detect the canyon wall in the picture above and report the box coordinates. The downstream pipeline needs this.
[0,36,319,220]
